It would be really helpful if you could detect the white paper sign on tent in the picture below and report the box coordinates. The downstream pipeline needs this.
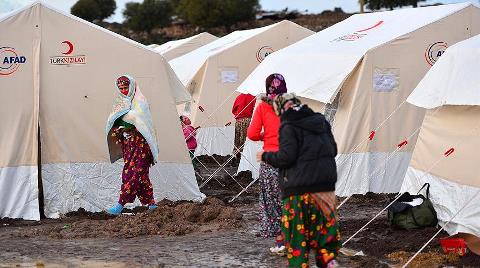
[373,68,399,92]
[220,68,239,83]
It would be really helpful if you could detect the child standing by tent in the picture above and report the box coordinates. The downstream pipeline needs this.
[247,73,287,254]
[257,94,341,268]
[180,115,198,160]
[105,75,159,215]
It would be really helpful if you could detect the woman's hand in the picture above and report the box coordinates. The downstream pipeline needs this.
[256,151,264,162]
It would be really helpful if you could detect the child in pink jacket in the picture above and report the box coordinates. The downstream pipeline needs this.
[180,115,197,159]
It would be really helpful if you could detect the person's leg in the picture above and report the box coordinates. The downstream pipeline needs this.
[314,216,340,268]
[189,150,199,171]
[238,118,251,151]
[258,163,270,237]
[135,134,156,207]
[233,118,251,162]
[107,163,136,215]
[310,195,340,268]
[136,170,155,206]
[233,120,242,159]
[258,163,283,238]
[282,194,310,267]
[118,171,138,205]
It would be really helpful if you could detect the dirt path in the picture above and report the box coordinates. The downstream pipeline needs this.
[1,158,479,267]
[0,205,286,267]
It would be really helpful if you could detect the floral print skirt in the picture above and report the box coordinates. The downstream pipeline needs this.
[234,117,251,153]
[118,128,155,206]
[281,193,340,268]
[258,162,283,238]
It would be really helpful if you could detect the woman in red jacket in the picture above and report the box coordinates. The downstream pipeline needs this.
[247,73,287,254]
[231,93,256,159]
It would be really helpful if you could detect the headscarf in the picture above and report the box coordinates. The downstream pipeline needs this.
[265,73,287,99]
[272,93,302,116]
[105,75,160,163]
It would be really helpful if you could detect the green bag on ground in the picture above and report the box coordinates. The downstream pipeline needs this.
[387,183,438,229]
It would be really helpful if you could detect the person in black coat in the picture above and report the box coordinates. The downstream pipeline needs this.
[256,93,341,268]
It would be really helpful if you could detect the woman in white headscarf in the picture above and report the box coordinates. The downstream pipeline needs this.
[105,75,160,215]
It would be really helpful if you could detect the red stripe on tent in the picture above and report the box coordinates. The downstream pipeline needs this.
[356,21,384,33]
[444,148,454,157]
[199,106,204,112]
[369,131,376,141]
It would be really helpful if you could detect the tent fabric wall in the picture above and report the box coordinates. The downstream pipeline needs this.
[170,24,277,87]
[237,3,475,103]
[150,32,218,61]
[408,34,480,109]
[402,34,480,238]
[334,6,479,195]
[401,106,480,238]
[39,6,189,164]
[193,126,235,157]
[409,106,480,187]
[237,4,480,196]
[42,162,202,218]
[171,21,314,156]
[0,4,41,220]
[165,62,192,105]
[331,10,472,195]
[190,21,313,127]
[236,139,262,179]
[38,4,204,217]
[0,2,205,220]
[0,167,39,220]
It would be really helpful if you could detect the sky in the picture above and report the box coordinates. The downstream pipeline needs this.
[1,0,478,23]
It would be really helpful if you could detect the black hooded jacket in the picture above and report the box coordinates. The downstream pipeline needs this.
[262,105,337,198]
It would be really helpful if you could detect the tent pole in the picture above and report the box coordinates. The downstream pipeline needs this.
[37,125,45,219]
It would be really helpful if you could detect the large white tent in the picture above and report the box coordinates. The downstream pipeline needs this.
[401,34,480,240]
[148,32,218,61]
[237,3,480,196]
[170,20,314,157]
[0,2,204,220]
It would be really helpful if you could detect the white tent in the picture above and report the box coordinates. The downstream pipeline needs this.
[401,34,480,239]
[238,3,480,196]
[0,2,204,220]
[170,20,314,157]
[148,32,218,61]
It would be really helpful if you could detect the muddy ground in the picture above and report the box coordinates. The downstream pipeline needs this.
[1,155,479,267]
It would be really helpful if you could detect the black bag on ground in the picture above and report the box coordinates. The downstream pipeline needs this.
[387,183,438,229]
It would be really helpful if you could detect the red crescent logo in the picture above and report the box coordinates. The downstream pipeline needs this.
[62,40,74,55]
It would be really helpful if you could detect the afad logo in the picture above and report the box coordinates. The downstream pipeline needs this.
[50,40,86,65]
[256,46,274,63]
[331,21,384,42]
[0,47,27,76]
[424,41,447,66]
